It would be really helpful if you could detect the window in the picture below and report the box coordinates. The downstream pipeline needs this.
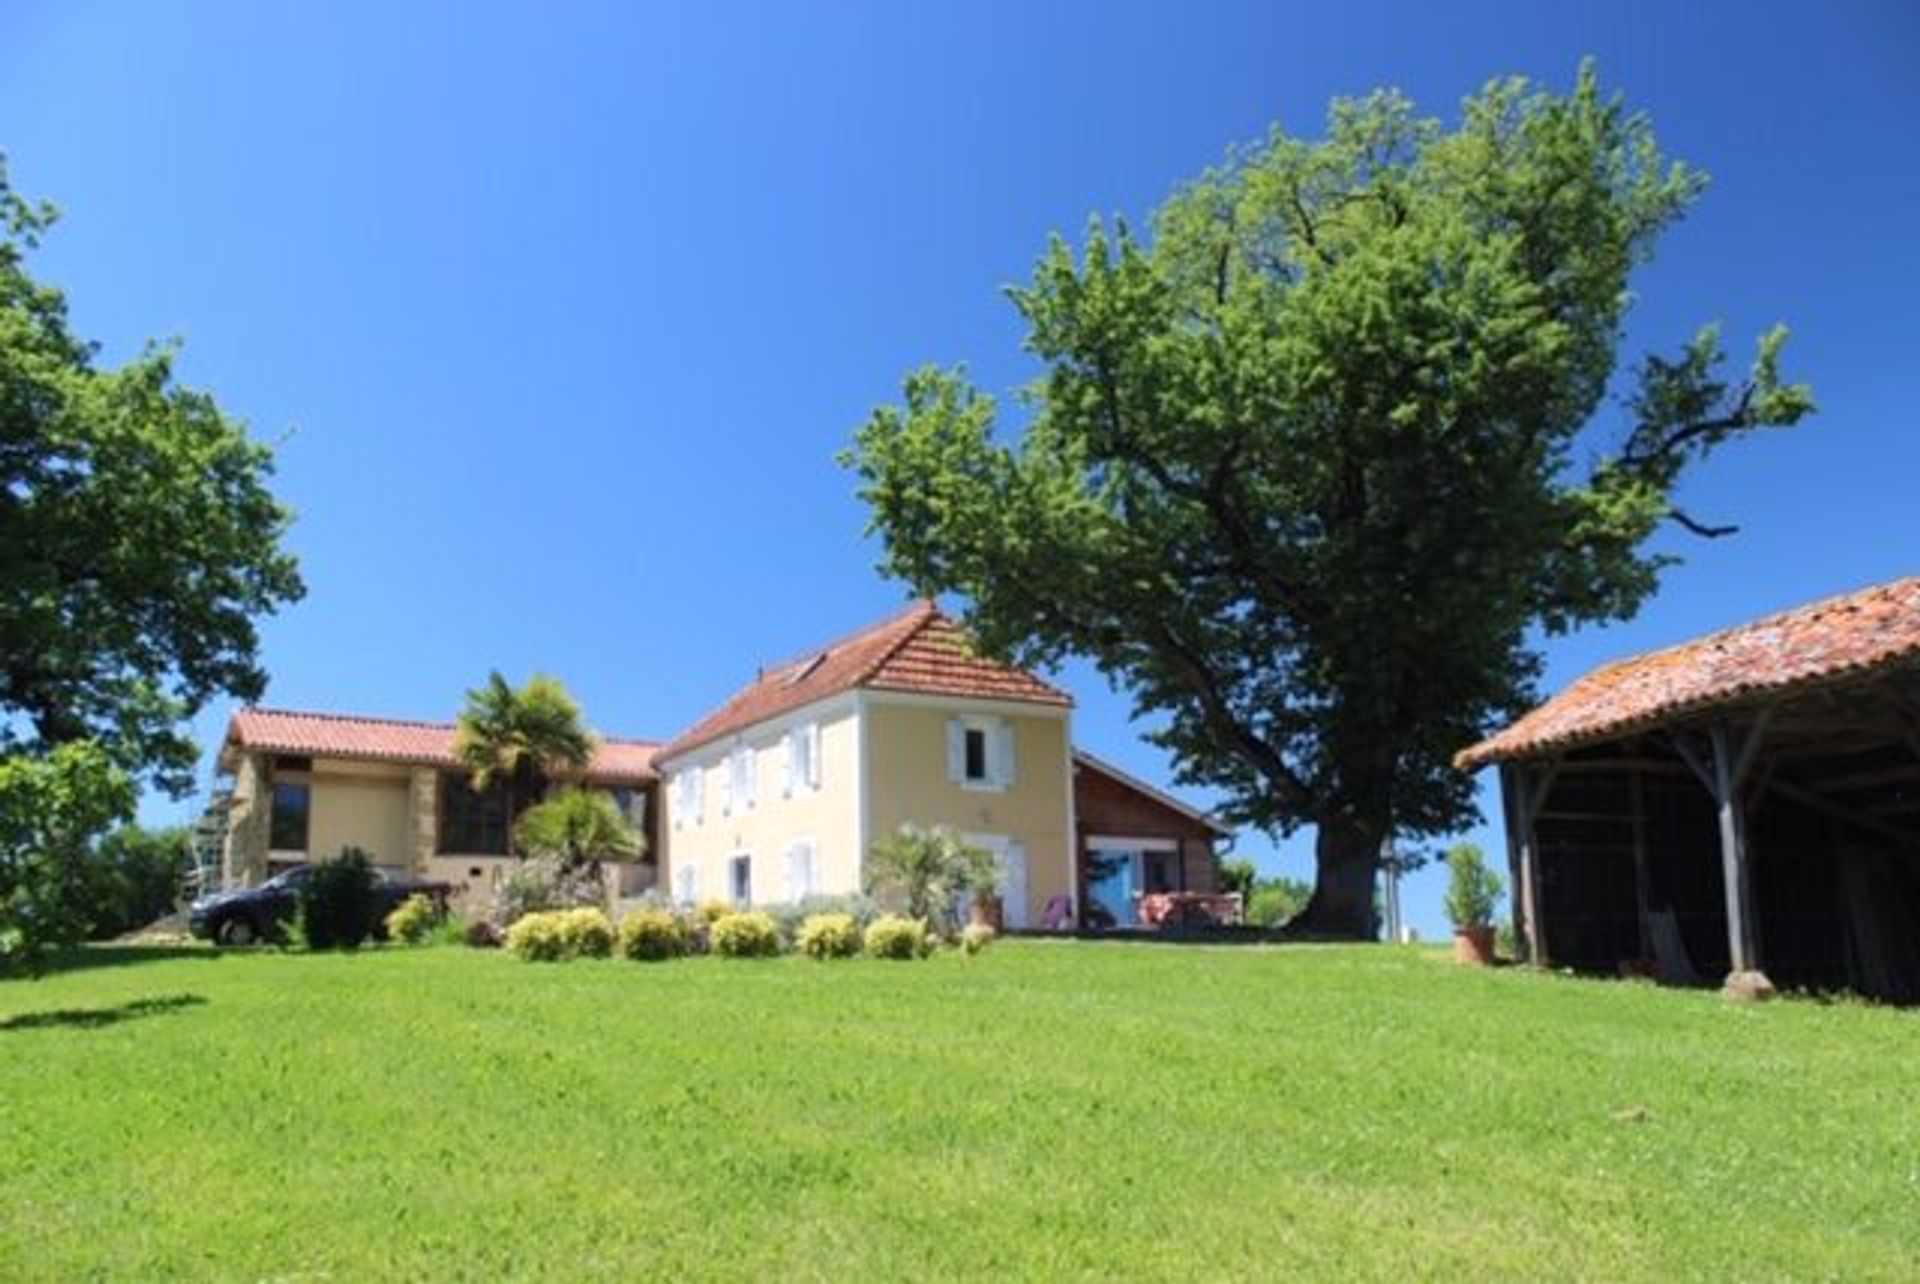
[726,746,754,815]
[439,773,510,855]
[269,781,310,852]
[729,855,752,906]
[948,717,1014,790]
[784,723,821,795]
[964,728,988,782]
[673,768,703,829]
[782,840,817,901]
[674,863,698,905]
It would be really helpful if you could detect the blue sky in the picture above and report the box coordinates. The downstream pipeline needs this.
[6,2,1917,935]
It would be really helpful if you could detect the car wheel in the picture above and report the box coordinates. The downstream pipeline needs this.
[218,917,258,947]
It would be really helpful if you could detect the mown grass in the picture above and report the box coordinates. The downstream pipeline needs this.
[2,940,1916,1280]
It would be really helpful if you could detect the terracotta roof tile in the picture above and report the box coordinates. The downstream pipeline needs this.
[657,601,1071,762]
[227,708,660,782]
[1456,576,1920,769]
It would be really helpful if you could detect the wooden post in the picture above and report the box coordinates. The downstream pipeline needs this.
[1501,761,1556,966]
[1629,765,1652,960]
[1706,716,1772,984]
[1498,763,1528,961]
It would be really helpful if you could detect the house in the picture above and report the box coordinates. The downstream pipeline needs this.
[211,601,1229,929]
[653,601,1077,928]
[1457,576,1920,1002]
[217,709,661,913]
[1073,749,1232,927]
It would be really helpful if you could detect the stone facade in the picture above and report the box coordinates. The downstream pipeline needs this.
[222,752,271,887]
[407,767,439,874]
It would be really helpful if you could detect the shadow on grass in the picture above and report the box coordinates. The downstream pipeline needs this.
[27,944,232,978]
[0,992,208,1033]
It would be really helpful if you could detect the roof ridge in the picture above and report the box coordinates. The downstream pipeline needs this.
[848,600,944,689]
[242,706,456,731]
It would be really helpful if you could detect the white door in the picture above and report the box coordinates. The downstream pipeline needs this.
[966,833,1030,929]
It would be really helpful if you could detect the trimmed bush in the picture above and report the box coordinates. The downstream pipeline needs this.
[797,912,860,960]
[865,914,932,960]
[710,911,781,958]
[764,893,881,947]
[465,919,504,949]
[384,893,440,946]
[960,922,996,956]
[619,909,690,962]
[505,907,614,961]
[694,899,732,926]
[300,849,381,950]
[490,855,606,928]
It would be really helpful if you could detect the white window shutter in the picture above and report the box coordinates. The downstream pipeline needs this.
[743,747,756,807]
[995,721,1017,786]
[806,723,822,788]
[691,770,704,824]
[801,840,816,897]
[782,731,796,798]
[946,719,965,782]
[720,754,734,816]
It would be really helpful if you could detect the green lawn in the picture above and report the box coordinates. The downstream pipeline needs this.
[3,941,1916,1281]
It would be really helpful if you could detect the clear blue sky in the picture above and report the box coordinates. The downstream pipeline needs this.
[7,2,1917,935]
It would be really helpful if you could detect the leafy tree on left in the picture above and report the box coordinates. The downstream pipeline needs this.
[0,159,303,965]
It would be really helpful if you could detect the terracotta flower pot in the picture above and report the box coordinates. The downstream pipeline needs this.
[1452,924,1495,966]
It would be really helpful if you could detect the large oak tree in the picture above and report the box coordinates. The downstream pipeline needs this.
[844,66,1812,937]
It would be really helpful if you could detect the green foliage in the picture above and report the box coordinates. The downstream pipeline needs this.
[1217,858,1257,906]
[864,914,933,960]
[0,162,303,797]
[505,907,615,961]
[0,742,137,969]
[763,893,881,947]
[384,893,441,947]
[960,922,996,955]
[1441,842,1503,929]
[489,855,606,927]
[82,824,191,939]
[1246,876,1314,929]
[842,64,1811,936]
[512,787,643,870]
[694,898,732,926]
[796,912,861,960]
[618,909,691,962]
[299,849,380,950]
[862,824,996,928]
[453,672,595,852]
[710,911,782,959]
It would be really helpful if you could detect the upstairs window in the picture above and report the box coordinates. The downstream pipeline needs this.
[726,746,755,815]
[784,722,822,795]
[948,717,1014,790]
[269,781,310,852]
[673,768,704,828]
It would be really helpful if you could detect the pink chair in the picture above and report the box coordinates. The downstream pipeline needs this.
[1041,894,1074,931]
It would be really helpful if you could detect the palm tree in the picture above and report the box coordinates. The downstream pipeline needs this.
[513,787,643,873]
[453,672,595,853]
[863,823,997,928]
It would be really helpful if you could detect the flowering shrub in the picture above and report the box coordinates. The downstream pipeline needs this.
[710,911,781,958]
[490,856,605,928]
[960,922,996,956]
[695,899,732,926]
[505,907,615,961]
[384,893,440,946]
[619,909,690,962]
[864,914,932,960]
[796,912,860,960]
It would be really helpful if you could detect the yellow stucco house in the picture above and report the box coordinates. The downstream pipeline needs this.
[653,600,1077,928]
[214,602,1227,927]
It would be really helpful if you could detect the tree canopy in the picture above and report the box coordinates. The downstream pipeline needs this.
[0,160,305,795]
[844,64,1812,937]
[513,787,643,871]
[453,671,595,853]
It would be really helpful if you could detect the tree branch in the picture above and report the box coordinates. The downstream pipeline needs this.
[1667,507,1738,539]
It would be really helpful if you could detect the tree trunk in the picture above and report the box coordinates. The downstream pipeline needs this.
[1286,814,1383,939]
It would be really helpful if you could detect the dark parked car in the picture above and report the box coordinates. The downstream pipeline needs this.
[189,865,453,945]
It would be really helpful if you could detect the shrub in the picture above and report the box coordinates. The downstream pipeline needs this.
[1246,876,1313,929]
[865,914,932,960]
[797,912,860,960]
[300,849,381,950]
[490,855,605,928]
[764,893,881,947]
[619,909,690,962]
[694,898,732,926]
[710,911,781,958]
[384,893,440,946]
[1441,842,1503,929]
[960,922,996,955]
[504,907,614,961]
[465,919,504,949]
[863,824,996,930]
[428,913,471,947]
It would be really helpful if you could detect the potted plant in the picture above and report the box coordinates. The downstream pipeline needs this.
[1441,842,1503,966]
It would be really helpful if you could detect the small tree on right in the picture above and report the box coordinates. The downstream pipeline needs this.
[863,824,997,929]
[845,63,1814,939]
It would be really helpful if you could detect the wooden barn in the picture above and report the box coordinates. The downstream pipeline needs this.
[1457,577,1920,1002]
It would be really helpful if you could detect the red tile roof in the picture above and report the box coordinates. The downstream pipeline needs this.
[225,708,660,781]
[657,601,1072,762]
[1456,576,1920,769]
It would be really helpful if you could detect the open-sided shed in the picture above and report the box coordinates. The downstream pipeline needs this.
[1457,577,1920,1002]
